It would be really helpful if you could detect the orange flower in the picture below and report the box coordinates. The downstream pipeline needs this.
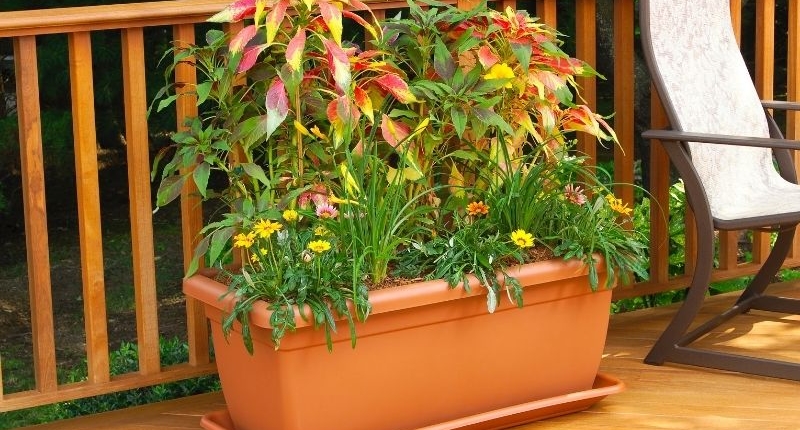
[466,201,490,216]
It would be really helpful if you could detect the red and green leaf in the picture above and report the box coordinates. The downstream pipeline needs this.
[238,44,266,73]
[318,0,343,46]
[354,85,374,124]
[285,29,306,72]
[229,25,257,53]
[265,78,289,140]
[380,114,410,148]
[477,45,499,69]
[265,0,289,45]
[323,38,351,94]
[374,74,418,104]
[208,0,256,22]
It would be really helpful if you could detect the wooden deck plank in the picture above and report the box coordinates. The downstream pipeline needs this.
[21,282,800,430]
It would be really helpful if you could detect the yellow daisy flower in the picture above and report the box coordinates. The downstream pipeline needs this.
[253,219,283,238]
[307,240,332,254]
[282,209,299,222]
[605,194,633,216]
[233,232,256,248]
[510,229,534,248]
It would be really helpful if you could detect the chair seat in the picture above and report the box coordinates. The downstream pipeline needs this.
[713,180,800,221]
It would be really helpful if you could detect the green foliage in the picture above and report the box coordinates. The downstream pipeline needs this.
[0,337,220,430]
[151,0,647,352]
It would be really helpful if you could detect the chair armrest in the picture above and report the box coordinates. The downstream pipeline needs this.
[761,100,800,111]
[642,129,800,150]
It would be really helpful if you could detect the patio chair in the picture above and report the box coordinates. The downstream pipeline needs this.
[639,0,800,380]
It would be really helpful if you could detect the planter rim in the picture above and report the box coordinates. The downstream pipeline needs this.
[185,256,608,330]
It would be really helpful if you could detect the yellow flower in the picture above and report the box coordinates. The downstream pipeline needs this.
[605,194,633,216]
[483,63,515,88]
[314,226,329,236]
[308,240,332,253]
[253,219,283,238]
[510,229,534,248]
[466,201,489,216]
[250,253,259,263]
[282,209,299,222]
[233,232,256,248]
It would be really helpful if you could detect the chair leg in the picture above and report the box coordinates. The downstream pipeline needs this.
[737,226,795,308]
[645,224,800,381]
[644,220,715,366]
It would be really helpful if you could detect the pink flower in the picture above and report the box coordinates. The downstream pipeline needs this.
[298,184,329,209]
[564,184,587,205]
[315,203,339,219]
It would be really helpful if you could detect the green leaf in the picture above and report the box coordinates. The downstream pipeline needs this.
[208,226,235,267]
[450,106,467,138]
[192,162,211,198]
[186,234,210,277]
[472,107,513,136]
[157,94,179,112]
[240,163,270,186]
[433,37,455,81]
[233,115,270,151]
[510,42,532,72]
[196,82,212,105]
[156,174,187,207]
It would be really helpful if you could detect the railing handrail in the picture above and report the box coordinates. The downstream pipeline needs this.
[0,0,229,37]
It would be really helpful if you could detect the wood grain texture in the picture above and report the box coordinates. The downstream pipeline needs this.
[172,23,212,368]
[612,0,635,205]
[13,35,58,395]
[69,31,111,386]
[122,26,161,376]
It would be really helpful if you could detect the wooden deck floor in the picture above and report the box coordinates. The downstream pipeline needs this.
[22,282,800,430]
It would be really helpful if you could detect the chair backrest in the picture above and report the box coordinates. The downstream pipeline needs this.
[640,0,784,221]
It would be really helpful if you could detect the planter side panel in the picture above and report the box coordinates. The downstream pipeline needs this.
[190,263,611,430]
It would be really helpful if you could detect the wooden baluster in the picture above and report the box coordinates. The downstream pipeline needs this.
[535,0,557,28]
[613,0,635,205]
[649,90,672,286]
[14,35,58,393]
[575,0,597,175]
[122,26,161,375]
[789,0,800,258]
[751,0,775,264]
[730,0,743,45]
[173,23,211,366]
[68,31,110,384]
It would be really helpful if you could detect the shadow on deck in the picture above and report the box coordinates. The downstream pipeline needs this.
[22,282,800,430]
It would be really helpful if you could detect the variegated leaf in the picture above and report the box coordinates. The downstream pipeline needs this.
[319,0,343,46]
[285,29,306,72]
[265,78,289,140]
[374,74,418,104]
[380,114,410,148]
[265,0,289,45]
[353,86,374,124]
[230,25,257,53]
[208,0,256,22]
[323,38,351,94]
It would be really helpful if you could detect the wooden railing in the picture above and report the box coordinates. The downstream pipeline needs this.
[0,0,797,414]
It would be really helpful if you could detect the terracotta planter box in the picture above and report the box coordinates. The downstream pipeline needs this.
[185,258,624,430]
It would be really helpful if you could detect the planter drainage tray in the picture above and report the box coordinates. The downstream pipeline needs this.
[199,372,624,430]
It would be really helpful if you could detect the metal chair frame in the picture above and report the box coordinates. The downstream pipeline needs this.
[640,0,800,380]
